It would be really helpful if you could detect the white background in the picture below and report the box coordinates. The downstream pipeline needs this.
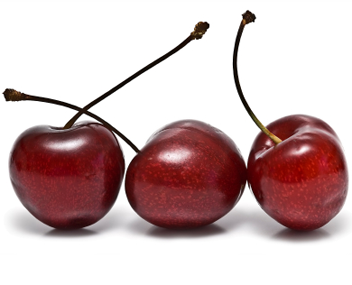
[1,0,351,284]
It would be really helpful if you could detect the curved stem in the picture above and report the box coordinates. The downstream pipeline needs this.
[3,89,140,153]
[233,11,282,145]
[63,21,210,129]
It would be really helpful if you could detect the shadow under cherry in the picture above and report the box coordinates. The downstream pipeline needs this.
[126,215,229,239]
[146,223,226,238]
[44,228,97,237]
[271,228,330,242]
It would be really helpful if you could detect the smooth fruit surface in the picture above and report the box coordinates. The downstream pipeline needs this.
[248,114,348,231]
[9,121,125,229]
[125,120,247,229]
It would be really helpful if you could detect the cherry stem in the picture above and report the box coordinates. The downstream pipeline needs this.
[63,21,210,130]
[233,11,282,145]
[3,88,140,153]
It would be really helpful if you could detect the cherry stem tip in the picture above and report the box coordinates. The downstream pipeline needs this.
[3,89,26,102]
[242,10,256,25]
[191,22,210,40]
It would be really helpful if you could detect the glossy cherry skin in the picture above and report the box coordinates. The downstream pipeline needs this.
[9,121,125,229]
[125,120,247,229]
[248,114,348,231]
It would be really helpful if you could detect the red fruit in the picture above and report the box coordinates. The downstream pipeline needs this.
[9,121,125,229]
[248,115,348,230]
[125,120,247,229]
[232,11,348,231]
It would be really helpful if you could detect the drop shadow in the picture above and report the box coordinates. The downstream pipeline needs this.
[272,228,330,242]
[146,223,226,239]
[127,216,227,239]
[44,228,98,238]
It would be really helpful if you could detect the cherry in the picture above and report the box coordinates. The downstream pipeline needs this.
[8,121,124,230]
[233,11,348,231]
[125,120,246,229]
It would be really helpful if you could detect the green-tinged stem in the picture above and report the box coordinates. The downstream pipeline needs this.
[3,88,140,153]
[233,11,282,145]
[63,21,210,130]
